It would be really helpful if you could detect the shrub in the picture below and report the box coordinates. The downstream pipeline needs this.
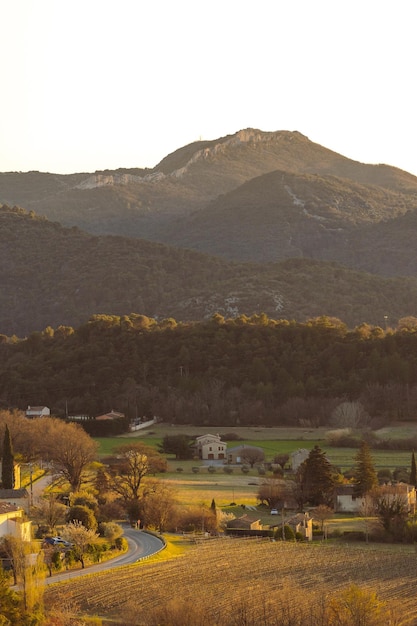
[207,466,216,473]
[192,467,200,474]
[275,525,295,541]
[114,536,128,551]
[223,466,233,474]
[67,504,98,531]
[377,468,392,483]
[176,467,184,472]
[241,465,249,474]
[222,433,243,441]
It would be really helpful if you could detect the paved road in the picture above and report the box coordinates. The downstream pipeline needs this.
[45,527,165,585]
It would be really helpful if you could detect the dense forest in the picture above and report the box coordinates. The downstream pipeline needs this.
[1,313,417,428]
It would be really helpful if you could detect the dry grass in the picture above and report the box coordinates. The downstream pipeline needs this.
[45,537,417,625]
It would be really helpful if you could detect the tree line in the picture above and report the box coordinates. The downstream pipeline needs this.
[2,313,417,427]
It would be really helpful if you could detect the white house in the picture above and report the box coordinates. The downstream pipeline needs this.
[0,502,32,541]
[195,434,227,461]
[290,448,309,471]
[25,406,50,418]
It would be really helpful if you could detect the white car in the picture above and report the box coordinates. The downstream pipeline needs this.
[270,509,278,515]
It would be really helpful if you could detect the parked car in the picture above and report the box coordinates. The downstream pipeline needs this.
[53,536,72,547]
[270,509,279,515]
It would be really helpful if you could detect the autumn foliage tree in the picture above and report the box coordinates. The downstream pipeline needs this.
[34,418,99,492]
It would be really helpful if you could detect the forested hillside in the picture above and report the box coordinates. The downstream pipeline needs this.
[1,314,417,427]
[3,204,417,336]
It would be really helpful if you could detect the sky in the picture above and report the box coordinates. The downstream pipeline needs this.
[1,1,416,176]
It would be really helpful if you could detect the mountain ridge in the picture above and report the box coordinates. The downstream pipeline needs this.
[2,129,417,335]
[1,204,417,336]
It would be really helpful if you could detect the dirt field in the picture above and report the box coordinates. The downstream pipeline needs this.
[45,536,417,625]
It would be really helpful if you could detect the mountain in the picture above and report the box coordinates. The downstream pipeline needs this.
[2,204,417,336]
[2,130,417,274]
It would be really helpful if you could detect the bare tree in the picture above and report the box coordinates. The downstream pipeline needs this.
[31,494,67,534]
[257,478,290,509]
[330,401,370,428]
[240,447,265,468]
[273,453,290,470]
[371,484,409,539]
[358,493,376,543]
[106,443,167,524]
[312,505,334,539]
[0,535,45,614]
[139,479,177,531]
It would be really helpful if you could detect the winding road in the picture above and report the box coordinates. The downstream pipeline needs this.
[30,472,165,585]
[45,526,165,585]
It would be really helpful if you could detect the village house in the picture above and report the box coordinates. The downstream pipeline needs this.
[286,512,313,541]
[195,434,227,461]
[95,410,125,421]
[270,512,313,541]
[226,514,263,532]
[334,485,362,513]
[0,489,30,515]
[334,483,417,514]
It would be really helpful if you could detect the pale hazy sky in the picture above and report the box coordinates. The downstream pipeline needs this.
[1,1,416,175]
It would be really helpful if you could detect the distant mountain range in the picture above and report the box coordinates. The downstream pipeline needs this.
[1,128,417,335]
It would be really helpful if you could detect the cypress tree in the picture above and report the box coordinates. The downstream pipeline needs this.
[1,424,15,489]
[410,451,417,488]
[352,441,378,497]
[301,445,335,506]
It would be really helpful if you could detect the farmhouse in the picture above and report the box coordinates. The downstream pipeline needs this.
[195,434,227,461]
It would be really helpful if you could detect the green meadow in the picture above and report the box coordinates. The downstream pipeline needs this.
[93,423,416,509]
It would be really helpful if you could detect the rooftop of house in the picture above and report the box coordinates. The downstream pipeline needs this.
[0,489,29,499]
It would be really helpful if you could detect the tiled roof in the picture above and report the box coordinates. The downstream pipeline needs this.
[0,502,19,514]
